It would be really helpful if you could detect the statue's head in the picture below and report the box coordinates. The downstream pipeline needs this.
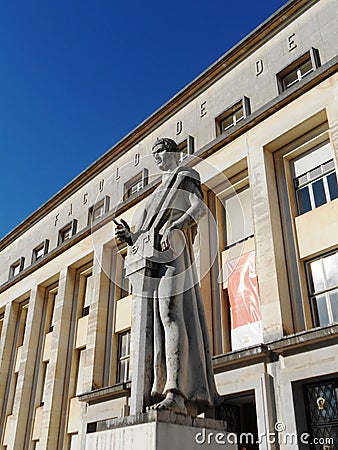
[152,138,180,171]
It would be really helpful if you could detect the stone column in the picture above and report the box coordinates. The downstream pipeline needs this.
[39,267,76,450]
[124,233,156,415]
[247,142,293,341]
[9,286,45,450]
[81,244,111,393]
[76,246,112,448]
[0,301,19,442]
[128,264,154,415]
[256,372,278,450]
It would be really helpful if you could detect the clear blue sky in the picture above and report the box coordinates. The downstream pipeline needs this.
[0,0,289,239]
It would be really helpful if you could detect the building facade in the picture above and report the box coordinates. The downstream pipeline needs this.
[0,0,338,448]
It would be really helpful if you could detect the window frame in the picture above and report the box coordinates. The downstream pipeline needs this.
[178,135,195,162]
[87,196,110,225]
[215,97,251,137]
[58,219,78,245]
[116,249,131,300]
[116,329,131,384]
[276,48,321,94]
[291,141,337,215]
[305,250,338,328]
[0,310,5,341]
[9,257,25,280]
[215,170,253,251]
[31,239,49,264]
[81,269,93,317]
[123,169,149,201]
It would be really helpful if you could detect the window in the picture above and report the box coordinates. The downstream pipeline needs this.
[178,135,195,162]
[292,142,338,215]
[277,48,320,93]
[116,330,131,383]
[216,97,251,136]
[9,257,25,279]
[58,219,77,245]
[47,287,57,333]
[0,311,4,340]
[81,272,93,317]
[88,196,110,225]
[31,240,49,264]
[223,187,254,248]
[307,250,338,327]
[118,252,131,299]
[123,169,148,201]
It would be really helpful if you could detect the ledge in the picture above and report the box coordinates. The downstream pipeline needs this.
[212,344,274,373]
[267,323,338,355]
[212,324,338,372]
[78,382,131,405]
[88,410,226,433]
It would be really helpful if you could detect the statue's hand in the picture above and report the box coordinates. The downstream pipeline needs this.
[114,219,133,245]
[160,226,174,251]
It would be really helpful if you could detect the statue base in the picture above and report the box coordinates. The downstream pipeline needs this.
[85,410,235,449]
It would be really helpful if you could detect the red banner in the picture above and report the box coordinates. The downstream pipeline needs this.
[225,250,262,349]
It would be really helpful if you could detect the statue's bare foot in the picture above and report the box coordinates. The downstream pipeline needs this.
[148,392,187,415]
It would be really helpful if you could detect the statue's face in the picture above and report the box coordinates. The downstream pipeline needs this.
[152,144,177,171]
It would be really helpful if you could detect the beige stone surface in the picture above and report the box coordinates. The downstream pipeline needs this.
[3,414,15,447]
[86,397,130,423]
[115,295,132,333]
[295,198,338,258]
[67,397,82,434]
[14,345,22,373]
[85,421,235,450]
[75,315,89,349]
[32,406,44,440]
[42,331,53,362]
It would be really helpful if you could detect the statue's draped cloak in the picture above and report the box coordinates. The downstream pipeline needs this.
[134,166,218,409]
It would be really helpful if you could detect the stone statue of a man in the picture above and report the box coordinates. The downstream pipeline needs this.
[115,138,218,416]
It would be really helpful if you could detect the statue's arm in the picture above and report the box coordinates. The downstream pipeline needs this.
[171,190,206,230]
[160,181,206,251]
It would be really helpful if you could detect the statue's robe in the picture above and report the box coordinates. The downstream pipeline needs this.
[133,165,218,409]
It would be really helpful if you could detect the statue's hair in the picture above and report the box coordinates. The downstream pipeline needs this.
[152,137,179,153]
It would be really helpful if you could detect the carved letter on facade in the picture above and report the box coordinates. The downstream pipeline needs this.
[54,214,59,226]
[115,167,120,180]
[200,101,207,117]
[134,153,140,166]
[288,33,297,51]
[255,59,264,76]
[83,193,88,204]
[176,121,183,135]
[68,204,73,216]
[99,179,104,192]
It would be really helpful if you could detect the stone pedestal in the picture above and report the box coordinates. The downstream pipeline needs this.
[125,230,158,415]
[85,411,234,450]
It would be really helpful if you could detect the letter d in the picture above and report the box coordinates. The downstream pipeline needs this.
[195,428,206,444]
